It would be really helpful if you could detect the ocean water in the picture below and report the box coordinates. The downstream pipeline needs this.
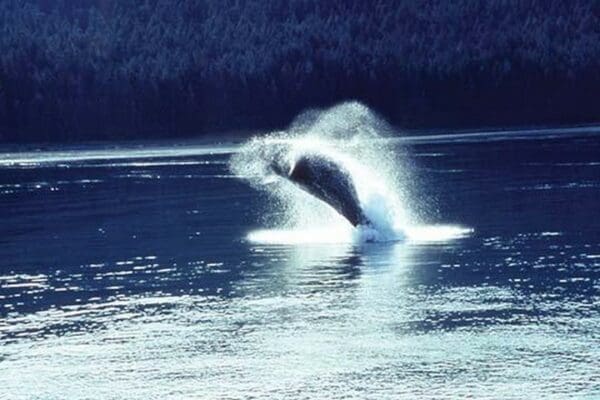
[1,128,599,399]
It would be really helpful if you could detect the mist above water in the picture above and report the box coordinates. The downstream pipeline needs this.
[230,102,471,244]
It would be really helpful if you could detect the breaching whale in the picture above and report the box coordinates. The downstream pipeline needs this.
[270,152,372,227]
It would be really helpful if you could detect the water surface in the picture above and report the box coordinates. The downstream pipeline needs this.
[1,130,599,399]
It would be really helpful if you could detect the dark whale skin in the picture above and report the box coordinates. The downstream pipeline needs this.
[271,153,371,227]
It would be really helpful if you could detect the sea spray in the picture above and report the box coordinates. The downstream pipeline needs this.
[230,102,416,243]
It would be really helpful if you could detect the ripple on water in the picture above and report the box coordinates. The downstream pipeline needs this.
[1,133,599,398]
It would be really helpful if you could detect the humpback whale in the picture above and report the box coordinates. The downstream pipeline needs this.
[270,152,372,227]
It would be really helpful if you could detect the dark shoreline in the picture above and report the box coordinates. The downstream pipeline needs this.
[1,124,599,156]
[1,0,598,143]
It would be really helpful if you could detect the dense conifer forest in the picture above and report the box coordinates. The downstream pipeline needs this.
[0,0,598,142]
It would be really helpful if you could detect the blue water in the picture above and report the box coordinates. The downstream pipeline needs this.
[1,130,599,399]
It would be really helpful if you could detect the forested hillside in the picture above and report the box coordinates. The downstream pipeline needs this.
[0,0,598,142]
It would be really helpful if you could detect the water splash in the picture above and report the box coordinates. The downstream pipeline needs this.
[231,101,471,244]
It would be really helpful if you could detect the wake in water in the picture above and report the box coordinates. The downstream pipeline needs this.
[230,102,471,244]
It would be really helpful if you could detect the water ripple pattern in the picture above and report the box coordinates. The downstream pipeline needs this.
[1,115,599,399]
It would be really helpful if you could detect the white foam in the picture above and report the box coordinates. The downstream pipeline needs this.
[247,225,472,245]
[404,225,473,243]
[247,227,354,245]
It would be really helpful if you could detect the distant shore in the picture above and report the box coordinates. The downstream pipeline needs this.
[2,124,599,161]
[1,0,598,142]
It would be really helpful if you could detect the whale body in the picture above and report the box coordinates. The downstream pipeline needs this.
[270,153,371,227]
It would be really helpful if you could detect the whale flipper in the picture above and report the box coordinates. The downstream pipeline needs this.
[271,153,371,227]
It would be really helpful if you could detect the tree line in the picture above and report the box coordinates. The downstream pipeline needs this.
[0,0,598,142]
